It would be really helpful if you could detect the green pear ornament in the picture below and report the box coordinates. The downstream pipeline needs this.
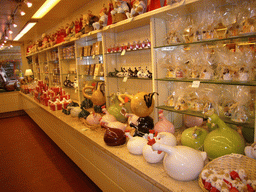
[204,113,245,160]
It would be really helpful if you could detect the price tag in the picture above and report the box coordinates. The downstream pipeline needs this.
[93,75,96,80]
[123,76,128,82]
[192,81,200,88]
[80,57,83,60]
[92,55,95,59]
[75,89,77,93]
[82,75,84,78]
[121,49,126,56]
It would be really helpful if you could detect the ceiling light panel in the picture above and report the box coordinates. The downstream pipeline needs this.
[32,0,61,19]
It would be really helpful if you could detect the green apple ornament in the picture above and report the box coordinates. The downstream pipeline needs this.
[181,126,208,151]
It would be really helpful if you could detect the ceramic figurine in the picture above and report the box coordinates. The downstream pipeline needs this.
[100,117,127,132]
[118,92,158,117]
[92,5,108,30]
[67,106,82,117]
[152,142,207,181]
[154,110,175,134]
[136,116,154,136]
[111,0,130,24]
[143,137,165,163]
[86,112,102,125]
[125,130,148,155]
[147,0,161,12]
[82,82,106,106]
[129,0,146,18]
[107,93,128,123]
[155,132,177,146]
[104,127,126,146]
[107,0,114,25]
[125,113,139,129]
[204,113,245,159]
[244,143,256,160]
[181,126,208,151]
[183,115,203,128]
[78,109,91,119]
[100,106,117,128]
[116,67,125,77]
[80,98,93,109]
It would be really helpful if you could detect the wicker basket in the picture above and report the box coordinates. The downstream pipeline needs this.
[198,154,256,192]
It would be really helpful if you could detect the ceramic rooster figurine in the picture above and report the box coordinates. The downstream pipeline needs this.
[154,110,175,134]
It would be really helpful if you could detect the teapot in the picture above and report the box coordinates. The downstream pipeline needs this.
[152,143,207,181]
[118,92,158,117]
[82,82,106,106]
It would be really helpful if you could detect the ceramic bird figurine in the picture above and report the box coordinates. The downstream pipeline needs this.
[154,110,175,134]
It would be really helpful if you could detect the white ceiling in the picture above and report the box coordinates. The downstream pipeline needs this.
[0,0,91,44]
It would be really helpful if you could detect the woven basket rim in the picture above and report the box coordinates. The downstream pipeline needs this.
[198,153,256,192]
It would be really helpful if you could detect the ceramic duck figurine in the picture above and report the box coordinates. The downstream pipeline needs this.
[154,110,175,134]
[125,131,148,155]
[245,143,256,160]
[152,143,207,181]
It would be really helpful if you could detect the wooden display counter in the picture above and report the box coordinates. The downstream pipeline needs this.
[10,92,203,192]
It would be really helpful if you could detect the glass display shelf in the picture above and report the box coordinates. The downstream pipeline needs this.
[105,47,151,55]
[155,32,256,49]
[78,74,104,80]
[77,54,103,59]
[157,105,254,128]
[107,76,152,80]
[155,78,256,87]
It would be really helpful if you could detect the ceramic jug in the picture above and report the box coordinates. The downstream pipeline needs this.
[118,92,158,117]
[82,82,106,106]
[107,93,128,123]
[204,113,245,160]
[152,143,207,181]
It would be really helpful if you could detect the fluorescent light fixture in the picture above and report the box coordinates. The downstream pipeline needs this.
[32,0,61,19]
[14,22,37,41]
